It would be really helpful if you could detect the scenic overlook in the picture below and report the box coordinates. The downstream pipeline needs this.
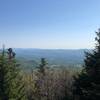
[0,0,100,100]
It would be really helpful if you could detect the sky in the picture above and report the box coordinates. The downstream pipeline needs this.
[0,0,100,49]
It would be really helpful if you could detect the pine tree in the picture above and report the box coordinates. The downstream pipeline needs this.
[38,58,47,76]
[0,47,26,100]
[73,29,100,100]
[32,58,47,100]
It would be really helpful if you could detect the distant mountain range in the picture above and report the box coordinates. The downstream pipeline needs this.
[12,48,91,69]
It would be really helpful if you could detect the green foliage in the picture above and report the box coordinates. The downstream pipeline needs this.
[73,29,100,100]
[0,48,26,100]
[24,58,73,100]
[38,58,47,75]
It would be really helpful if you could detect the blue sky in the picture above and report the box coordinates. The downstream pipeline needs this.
[0,0,100,49]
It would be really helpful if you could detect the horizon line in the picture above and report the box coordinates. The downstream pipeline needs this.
[0,47,92,50]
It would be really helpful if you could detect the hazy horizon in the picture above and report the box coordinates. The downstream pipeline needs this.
[0,46,92,50]
[0,0,100,49]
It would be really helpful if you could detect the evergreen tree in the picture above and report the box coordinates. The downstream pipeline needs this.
[73,29,100,100]
[38,58,47,76]
[0,47,26,100]
[32,58,47,100]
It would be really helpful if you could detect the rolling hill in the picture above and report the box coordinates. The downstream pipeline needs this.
[13,48,91,70]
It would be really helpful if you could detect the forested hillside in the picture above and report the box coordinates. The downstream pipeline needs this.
[13,49,90,70]
[0,29,100,100]
[15,49,86,65]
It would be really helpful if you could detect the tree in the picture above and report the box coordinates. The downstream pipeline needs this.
[30,58,72,100]
[73,29,100,100]
[38,58,47,76]
[34,58,47,100]
[0,47,26,100]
